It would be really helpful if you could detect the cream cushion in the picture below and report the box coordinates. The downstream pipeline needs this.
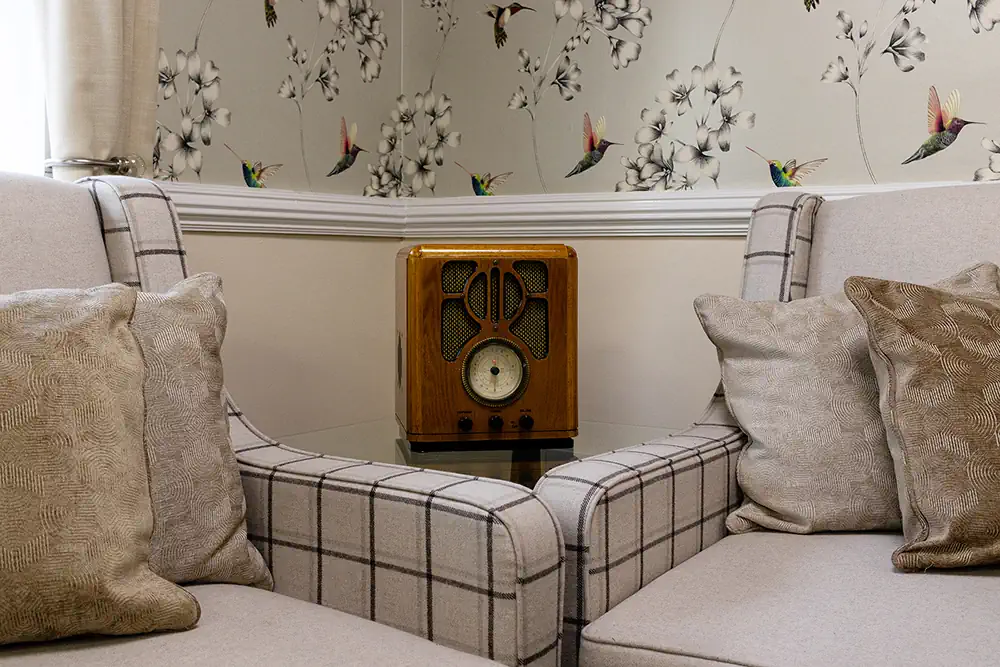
[0,284,199,645]
[2,585,502,666]
[132,274,270,588]
[848,274,1000,570]
[695,263,1000,534]
[580,532,1000,667]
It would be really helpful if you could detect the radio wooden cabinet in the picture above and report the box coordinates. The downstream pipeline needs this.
[395,244,578,443]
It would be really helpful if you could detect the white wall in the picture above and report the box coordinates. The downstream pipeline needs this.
[184,233,399,438]
[184,232,743,439]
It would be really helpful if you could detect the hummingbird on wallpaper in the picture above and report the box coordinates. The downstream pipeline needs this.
[264,0,278,28]
[901,86,983,165]
[565,113,620,178]
[484,3,535,49]
[746,146,827,187]
[326,117,367,176]
[224,144,283,188]
[455,162,513,196]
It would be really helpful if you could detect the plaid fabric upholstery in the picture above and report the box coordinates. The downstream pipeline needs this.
[80,176,189,291]
[86,176,564,667]
[535,397,744,666]
[230,420,564,666]
[535,190,824,666]
[740,191,822,302]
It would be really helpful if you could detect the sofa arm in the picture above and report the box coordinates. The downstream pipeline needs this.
[534,395,744,666]
[227,407,564,667]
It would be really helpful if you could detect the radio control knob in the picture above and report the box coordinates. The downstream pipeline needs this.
[488,415,504,430]
[458,416,473,432]
[519,414,534,430]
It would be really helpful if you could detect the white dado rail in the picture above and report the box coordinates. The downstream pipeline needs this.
[163,181,967,238]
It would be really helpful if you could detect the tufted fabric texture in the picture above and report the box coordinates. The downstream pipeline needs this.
[848,274,1000,570]
[74,176,565,667]
[130,273,271,588]
[0,284,200,645]
[696,263,1000,535]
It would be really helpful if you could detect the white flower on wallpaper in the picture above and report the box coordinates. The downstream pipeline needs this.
[366,90,461,197]
[969,0,1000,31]
[278,0,387,189]
[617,61,754,192]
[154,47,231,181]
[819,0,997,184]
[508,0,652,192]
[155,0,234,182]
[364,1,460,197]
[973,138,1000,181]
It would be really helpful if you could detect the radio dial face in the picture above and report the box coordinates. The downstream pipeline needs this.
[462,338,529,407]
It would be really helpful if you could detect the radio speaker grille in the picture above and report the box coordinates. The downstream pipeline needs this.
[511,298,548,359]
[442,260,477,294]
[441,299,480,361]
[503,273,522,320]
[468,273,487,319]
[514,261,548,294]
[490,268,500,324]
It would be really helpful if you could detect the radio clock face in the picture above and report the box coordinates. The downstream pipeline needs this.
[462,338,529,406]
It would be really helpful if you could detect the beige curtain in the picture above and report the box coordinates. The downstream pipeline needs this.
[40,0,160,181]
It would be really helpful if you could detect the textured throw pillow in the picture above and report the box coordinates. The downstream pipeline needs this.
[131,273,271,588]
[847,274,1000,571]
[0,284,200,645]
[695,262,1000,534]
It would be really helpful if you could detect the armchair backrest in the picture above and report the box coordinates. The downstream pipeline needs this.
[0,172,266,446]
[0,173,188,294]
[741,184,1000,302]
[0,173,112,292]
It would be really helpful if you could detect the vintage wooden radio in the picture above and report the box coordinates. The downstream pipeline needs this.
[396,244,577,444]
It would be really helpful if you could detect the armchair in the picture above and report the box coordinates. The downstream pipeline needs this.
[536,187,1000,667]
[0,173,563,667]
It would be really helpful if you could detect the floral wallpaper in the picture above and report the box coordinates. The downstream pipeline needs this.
[158,0,1000,197]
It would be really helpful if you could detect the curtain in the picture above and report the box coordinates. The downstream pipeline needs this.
[39,0,160,181]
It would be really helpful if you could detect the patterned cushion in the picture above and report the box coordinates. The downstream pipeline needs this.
[847,274,1000,570]
[0,284,200,645]
[131,274,271,588]
[695,263,1000,534]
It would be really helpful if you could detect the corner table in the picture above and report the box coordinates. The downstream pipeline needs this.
[277,419,675,488]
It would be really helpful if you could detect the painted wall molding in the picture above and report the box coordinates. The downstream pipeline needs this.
[163,180,970,238]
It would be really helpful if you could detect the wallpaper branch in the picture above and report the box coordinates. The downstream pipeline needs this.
[711,0,736,63]
[507,1,651,192]
[157,0,1000,196]
[363,0,461,197]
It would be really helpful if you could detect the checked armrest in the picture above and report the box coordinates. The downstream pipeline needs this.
[228,407,564,667]
[534,394,745,667]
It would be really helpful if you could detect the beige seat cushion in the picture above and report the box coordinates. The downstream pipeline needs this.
[2,584,502,666]
[580,532,1000,667]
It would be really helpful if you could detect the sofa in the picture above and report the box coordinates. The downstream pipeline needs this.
[0,173,564,667]
[536,185,1000,667]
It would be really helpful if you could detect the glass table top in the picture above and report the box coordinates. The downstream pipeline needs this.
[277,419,676,488]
